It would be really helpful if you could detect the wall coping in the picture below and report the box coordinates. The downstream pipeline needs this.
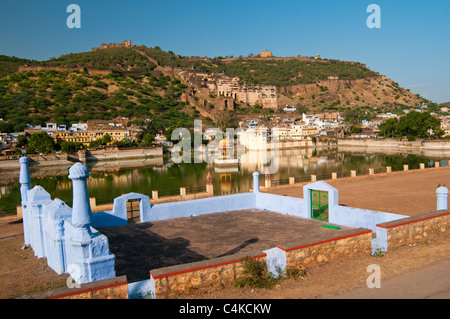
[277,228,372,252]
[376,210,450,229]
[15,275,128,299]
[150,250,266,280]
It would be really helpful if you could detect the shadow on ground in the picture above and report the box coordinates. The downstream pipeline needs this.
[98,223,208,283]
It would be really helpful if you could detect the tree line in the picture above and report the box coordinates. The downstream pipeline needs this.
[377,111,444,139]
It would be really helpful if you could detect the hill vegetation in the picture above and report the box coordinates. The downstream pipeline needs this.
[195,58,377,86]
[440,101,450,108]
[0,55,40,77]
[0,44,441,135]
[0,68,201,133]
[378,111,443,139]
[46,48,157,72]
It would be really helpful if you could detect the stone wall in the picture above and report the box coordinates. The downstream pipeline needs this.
[81,146,163,162]
[338,138,450,151]
[377,210,450,250]
[279,228,373,269]
[148,227,372,298]
[17,276,128,299]
[18,65,112,76]
[0,154,74,170]
[0,147,163,170]
[150,251,266,299]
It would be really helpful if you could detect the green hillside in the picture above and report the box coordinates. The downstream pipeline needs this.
[0,44,438,134]
[194,58,377,86]
[0,55,40,77]
[46,47,157,72]
[440,101,450,108]
[0,69,200,133]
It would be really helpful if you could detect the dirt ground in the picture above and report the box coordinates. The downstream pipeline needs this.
[1,166,449,299]
[186,230,450,299]
[0,221,68,299]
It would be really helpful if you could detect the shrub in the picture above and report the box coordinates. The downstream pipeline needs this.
[234,257,277,289]
[284,265,307,279]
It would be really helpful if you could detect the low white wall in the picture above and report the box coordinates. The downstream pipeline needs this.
[332,205,408,254]
[142,192,257,222]
[256,192,306,218]
[332,205,407,232]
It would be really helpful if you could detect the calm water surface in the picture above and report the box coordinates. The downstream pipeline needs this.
[0,147,448,216]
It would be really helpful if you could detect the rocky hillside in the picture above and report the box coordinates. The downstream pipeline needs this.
[276,75,427,114]
[0,44,438,132]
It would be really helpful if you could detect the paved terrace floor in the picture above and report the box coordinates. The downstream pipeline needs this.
[98,209,355,283]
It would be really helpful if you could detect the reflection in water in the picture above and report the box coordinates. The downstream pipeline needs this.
[0,147,448,216]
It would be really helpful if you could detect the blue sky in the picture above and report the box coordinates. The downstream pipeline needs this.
[0,0,449,103]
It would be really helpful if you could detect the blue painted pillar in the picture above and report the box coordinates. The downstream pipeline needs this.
[66,162,116,284]
[68,163,92,228]
[252,172,260,193]
[19,157,31,205]
[436,185,448,211]
[19,156,32,246]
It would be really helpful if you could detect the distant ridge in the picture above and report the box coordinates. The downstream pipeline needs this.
[0,42,440,133]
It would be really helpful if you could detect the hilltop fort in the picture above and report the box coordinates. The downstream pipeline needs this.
[92,40,132,52]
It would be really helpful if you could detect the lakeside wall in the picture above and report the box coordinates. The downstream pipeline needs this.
[0,147,163,170]
[74,146,163,162]
[338,138,450,150]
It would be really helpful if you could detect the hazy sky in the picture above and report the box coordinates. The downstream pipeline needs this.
[1,0,449,103]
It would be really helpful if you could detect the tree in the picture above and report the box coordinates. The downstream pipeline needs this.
[216,112,240,132]
[89,134,112,148]
[61,141,84,154]
[135,117,163,141]
[142,133,155,145]
[0,121,14,133]
[378,111,444,139]
[27,131,55,154]
[259,110,274,128]
[343,108,363,127]
[16,134,29,147]
[378,118,399,138]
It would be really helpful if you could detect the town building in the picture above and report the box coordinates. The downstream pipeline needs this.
[52,127,129,146]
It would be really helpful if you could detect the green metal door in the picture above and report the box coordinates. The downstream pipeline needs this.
[310,190,329,222]
[127,199,141,223]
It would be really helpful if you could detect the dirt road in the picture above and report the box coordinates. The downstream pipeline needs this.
[324,258,450,299]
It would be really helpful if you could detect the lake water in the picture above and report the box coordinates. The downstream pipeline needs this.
[1,146,449,216]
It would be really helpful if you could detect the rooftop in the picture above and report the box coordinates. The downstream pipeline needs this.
[98,208,354,282]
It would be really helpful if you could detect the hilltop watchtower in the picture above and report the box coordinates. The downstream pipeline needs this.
[257,50,273,58]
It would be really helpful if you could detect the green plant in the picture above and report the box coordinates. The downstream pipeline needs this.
[27,131,56,154]
[374,248,385,257]
[284,265,307,280]
[234,257,277,289]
